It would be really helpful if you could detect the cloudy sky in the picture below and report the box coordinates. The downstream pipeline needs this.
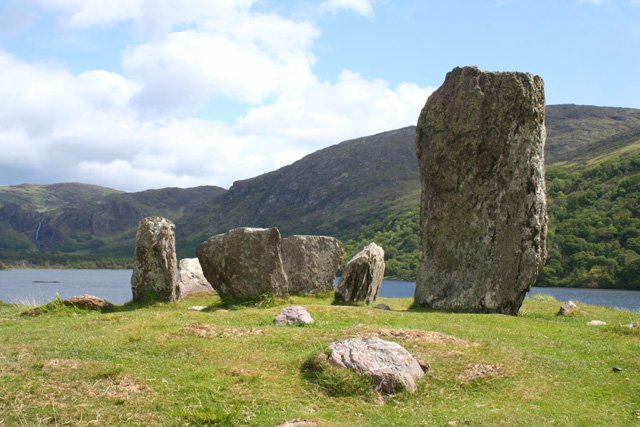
[1,0,639,192]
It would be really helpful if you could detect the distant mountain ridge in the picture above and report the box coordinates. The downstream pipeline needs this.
[1,104,639,267]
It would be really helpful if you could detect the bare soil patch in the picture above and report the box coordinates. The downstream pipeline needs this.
[457,364,504,382]
[184,322,264,338]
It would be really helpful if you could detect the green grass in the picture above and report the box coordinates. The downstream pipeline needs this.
[0,294,638,426]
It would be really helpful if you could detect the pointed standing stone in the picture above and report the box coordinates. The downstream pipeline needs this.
[131,216,177,302]
[414,66,547,315]
[335,243,385,304]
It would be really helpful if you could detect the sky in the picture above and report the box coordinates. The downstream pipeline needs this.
[0,0,639,192]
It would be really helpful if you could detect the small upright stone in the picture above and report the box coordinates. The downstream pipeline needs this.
[176,258,215,300]
[274,306,314,325]
[414,66,547,315]
[197,227,289,302]
[282,235,344,294]
[131,216,177,302]
[335,243,385,304]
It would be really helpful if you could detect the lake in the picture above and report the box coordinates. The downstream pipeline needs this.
[1,269,639,312]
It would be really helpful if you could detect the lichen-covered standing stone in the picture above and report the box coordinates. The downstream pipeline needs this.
[197,227,289,301]
[414,66,547,315]
[131,216,177,302]
[282,235,343,294]
[335,242,385,304]
[176,258,216,300]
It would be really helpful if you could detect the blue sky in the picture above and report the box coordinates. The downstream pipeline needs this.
[0,0,638,191]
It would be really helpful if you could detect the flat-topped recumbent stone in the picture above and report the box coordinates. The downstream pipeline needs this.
[197,227,289,301]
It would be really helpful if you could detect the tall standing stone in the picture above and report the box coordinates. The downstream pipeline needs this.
[282,235,344,294]
[197,227,289,301]
[131,216,177,302]
[414,66,547,315]
[335,243,385,304]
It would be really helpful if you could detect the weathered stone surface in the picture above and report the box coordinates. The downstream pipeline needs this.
[196,227,289,301]
[335,243,385,304]
[558,301,578,316]
[376,303,391,311]
[414,66,547,315]
[131,216,177,302]
[176,258,215,300]
[327,337,425,394]
[62,294,113,311]
[274,306,314,325]
[281,235,343,294]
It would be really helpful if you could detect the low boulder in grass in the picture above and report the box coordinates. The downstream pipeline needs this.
[325,336,426,394]
[558,301,578,316]
[63,294,113,311]
[274,306,314,325]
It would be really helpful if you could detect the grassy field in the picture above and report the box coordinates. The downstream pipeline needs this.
[0,295,638,426]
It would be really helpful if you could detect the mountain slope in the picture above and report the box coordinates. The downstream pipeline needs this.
[177,126,419,254]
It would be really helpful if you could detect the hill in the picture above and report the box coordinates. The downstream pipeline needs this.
[0,184,225,266]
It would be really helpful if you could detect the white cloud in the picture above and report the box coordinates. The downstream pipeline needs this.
[321,0,374,16]
[0,1,433,192]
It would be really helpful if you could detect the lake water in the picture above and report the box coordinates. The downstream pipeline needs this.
[1,270,639,312]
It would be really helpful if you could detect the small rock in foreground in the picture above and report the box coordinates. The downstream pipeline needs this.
[327,336,425,394]
[277,420,317,427]
[188,306,208,311]
[621,322,637,329]
[375,303,391,311]
[63,294,113,311]
[274,306,314,325]
[558,301,578,316]
[587,320,607,326]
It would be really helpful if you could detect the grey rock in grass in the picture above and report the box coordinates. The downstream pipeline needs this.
[274,306,314,325]
[327,336,425,394]
[335,243,385,304]
[376,303,391,311]
[63,294,113,311]
[558,301,578,316]
[587,320,607,326]
[197,227,289,301]
[131,216,177,302]
[277,420,317,427]
[176,258,215,300]
[414,66,547,315]
[282,235,343,294]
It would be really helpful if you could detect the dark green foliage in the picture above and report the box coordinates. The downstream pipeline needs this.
[539,143,640,289]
